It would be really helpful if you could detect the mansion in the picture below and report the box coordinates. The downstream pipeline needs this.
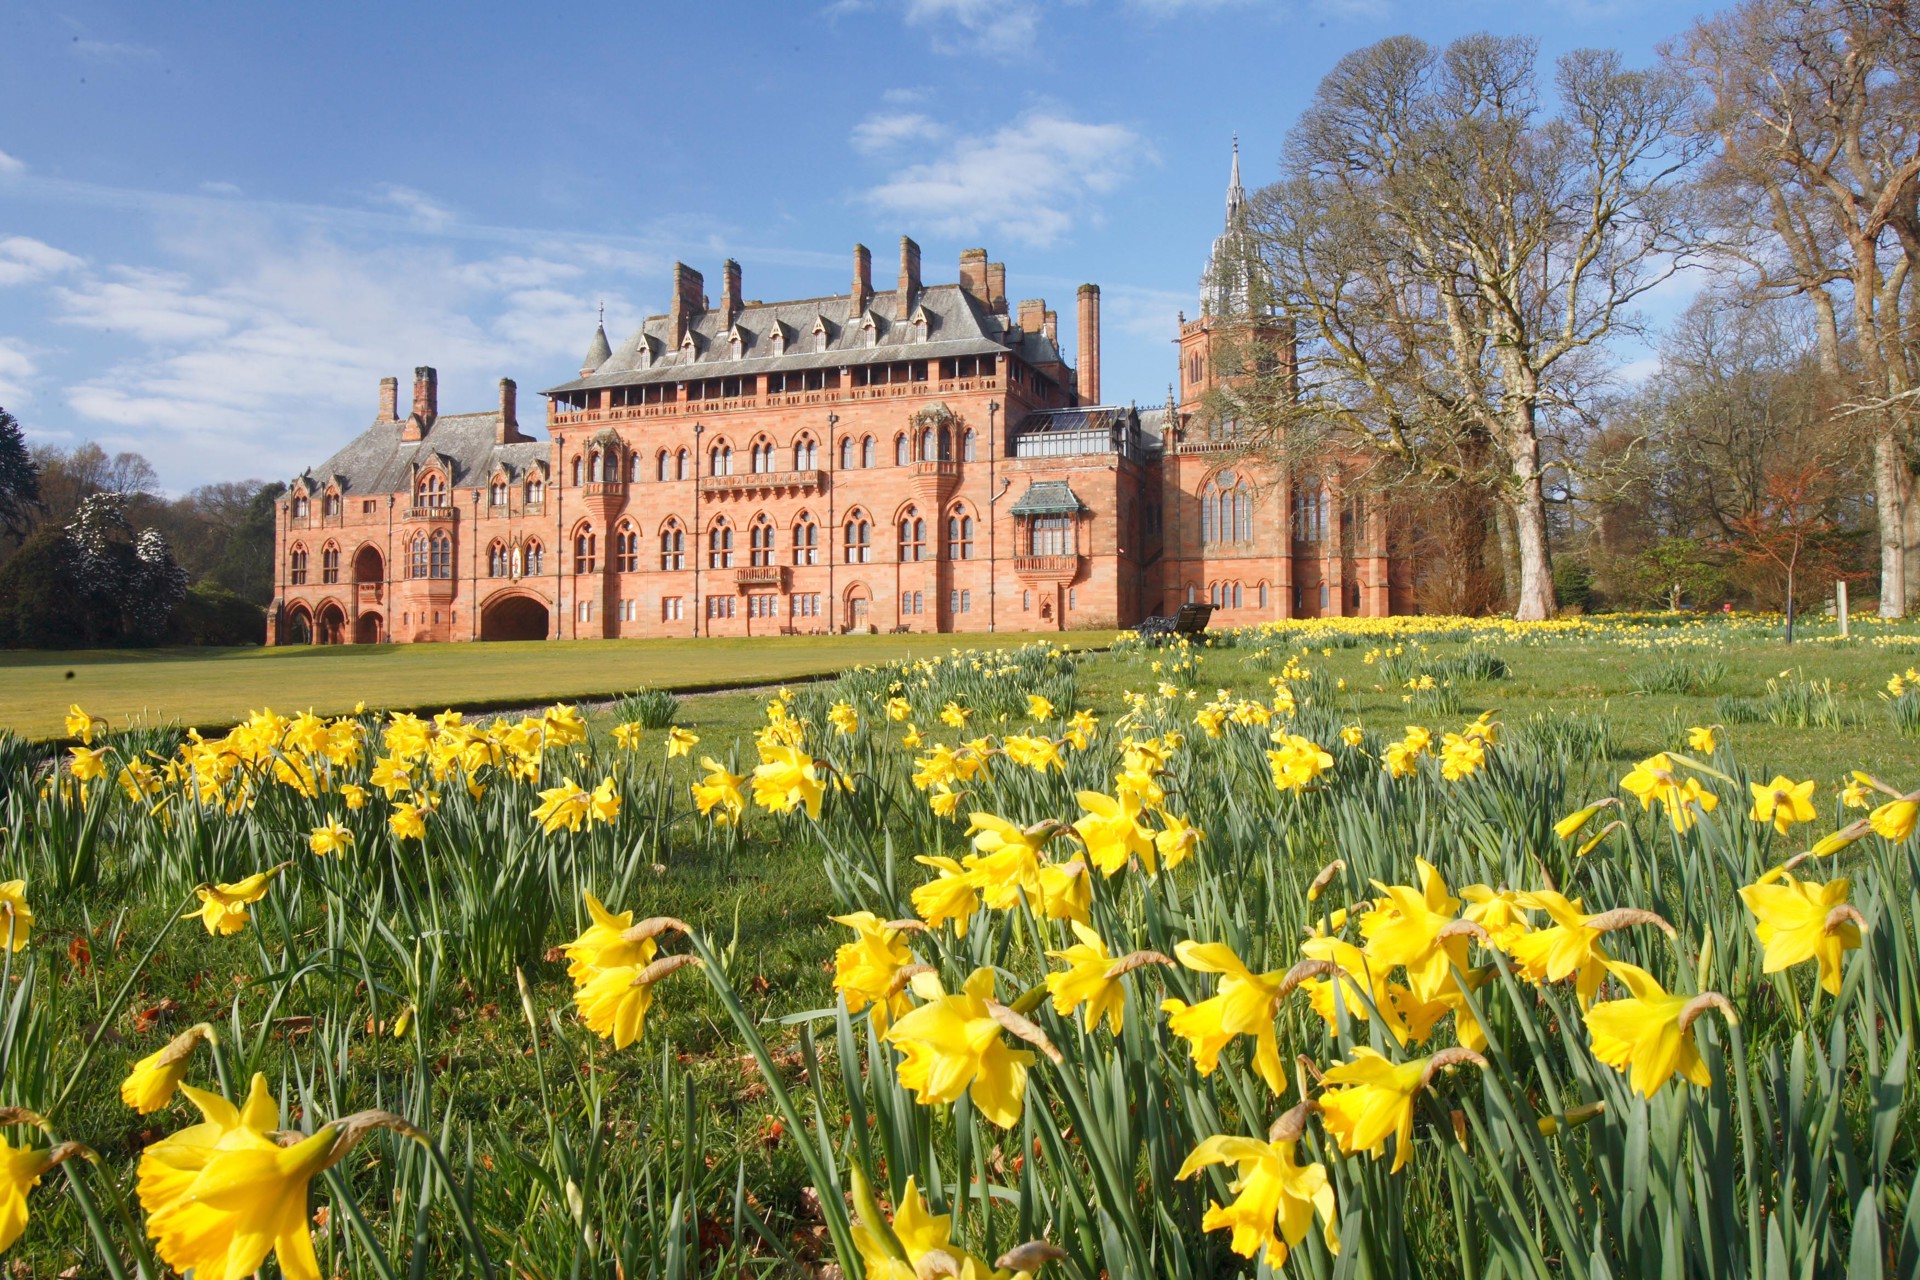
[269,147,1412,645]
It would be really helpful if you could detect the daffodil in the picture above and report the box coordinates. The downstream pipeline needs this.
[1162,940,1289,1095]
[885,967,1034,1128]
[1072,790,1155,875]
[1620,753,1718,832]
[574,962,660,1049]
[1748,776,1817,835]
[388,801,428,841]
[1319,1047,1478,1172]
[183,866,283,937]
[910,855,980,935]
[1686,725,1716,753]
[751,744,825,819]
[1506,890,1619,1006]
[831,911,915,1031]
[1044,923,1126,1034]
[1738,872,1864,995]
[1027,693,1055,721]
[1177,1129,1339,1269]
[532,777,593,833]
[828,702,860,735]
[1153,811,1203,870]
[691,757,747,826]
[665,726,699,758]
[65,703,94,743]
[145,1121,339,1280]
[1870,798,1917,842]
[1583,961,1716,1097]
[0,1133,83,1255]
[561,891,657,982]
[136,1074,284,1244]
[308,821,354,856]
[611,722,645,751]
[1358,858,1470,1004]
[0,881,31,952]
[121,1024,217,1114]
[1268,734,1334,792]
[587,777,620,825]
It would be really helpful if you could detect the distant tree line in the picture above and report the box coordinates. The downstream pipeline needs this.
[0,408,282,648]
[1208,0,1915,617]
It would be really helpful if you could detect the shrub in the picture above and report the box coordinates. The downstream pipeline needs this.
[170,580,266,646]
[615,688,682,728]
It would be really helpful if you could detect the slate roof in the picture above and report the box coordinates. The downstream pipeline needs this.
[582,324,612,373]
[545,282,1068,395]
[293,413,548,497]
[1008,480,1088,517]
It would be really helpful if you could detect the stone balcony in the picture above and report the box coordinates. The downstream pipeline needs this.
[1013,554,1084,583]
[698,469,826,499]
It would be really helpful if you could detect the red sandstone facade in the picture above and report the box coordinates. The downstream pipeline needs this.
[269,150,1412,646]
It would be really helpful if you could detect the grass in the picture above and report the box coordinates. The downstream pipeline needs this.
[0,631,1122,741]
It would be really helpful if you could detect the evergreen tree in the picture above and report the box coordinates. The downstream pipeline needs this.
[0,408,41,549]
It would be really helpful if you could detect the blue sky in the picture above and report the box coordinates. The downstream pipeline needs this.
[1,0,1697,493]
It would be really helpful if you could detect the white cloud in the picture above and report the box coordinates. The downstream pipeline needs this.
[860,109,1150,247]
[851,112,947,155]
[831,0,1042,60]
[199,180,244,197]
[0,236,85,288]
[0,337,35,404]
[375,184,457,230]
[0,150,23,177]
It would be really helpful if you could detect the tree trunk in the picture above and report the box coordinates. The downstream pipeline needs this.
[1504,400,1557,621]
[1492,501,1519,609]
[1875,426,1907,617]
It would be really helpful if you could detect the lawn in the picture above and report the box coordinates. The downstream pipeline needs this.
[0,630,1122,741]
[5,614,1918,1276]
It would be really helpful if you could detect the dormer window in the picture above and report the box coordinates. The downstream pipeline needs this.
[490,477,508,506]
[728,328,744,360]
[681,333,697,361]
[769,328,787,356]
[812,319,830,353]
[911,311,929,344]
[416,472,447,508]
[291,493,309,519]
[322,491,340,517]
[859,315,878,348]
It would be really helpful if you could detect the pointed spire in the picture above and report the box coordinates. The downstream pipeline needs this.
[1226,133,1246,221]
[581,317,612,377]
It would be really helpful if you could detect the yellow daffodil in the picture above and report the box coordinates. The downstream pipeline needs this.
[1358,859,1470,1004]
[339,783,367,810]
[1002,733,1063,773]
[561,891,657,982]
[1507,890,1616,1007]
[1870,798,1917,842]
[0,881,31,951]
[388,802,428,841]
[308,821,354,857]
[1338,724,1364,747]
[65,703,94,744]
[68,745,108,783]
[885,696,911,722]
[1,1135,74,1255]
[1748,776,1817,835]
[1072,790,1155,876]
[1044,922,1126,1034]
[751,744,825,819]
[145,1121,338,1280]
[691,757,747,826]
[665,727,699,758]
[830,911,915,1031]
[120,1024,217,1114]
[533,778,593,833]
[1162,940,1289,1095]
[610,722,645,751]
[1686,725,1716,753]
[939,701,971,729]
[1153,810,1203,870]
[587,777,620,825]
[574,962,660,1049]
[1620,753,1718,833]
[1738,872,1864,995]
[1268,735,1333,792]
[1177,1129,1339,1269]
[910,856,980,935]
[886,968,1034,1128]
[828,702,860,735]
[1460,885,1531,952]
[1553,800,1614,841]
[184,866,283,936]
[1583,961,1716,1097]
[1319,1047,1472,1173]
[1840,776,1870,809]
[1027,693,1055,721]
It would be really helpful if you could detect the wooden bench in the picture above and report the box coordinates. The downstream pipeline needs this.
[1136,602,1215,641]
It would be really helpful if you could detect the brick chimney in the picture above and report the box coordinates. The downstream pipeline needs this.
[897,236,921,314]
[720,258,742,329]
[1076,284,1101,404]
[497,377,520,443]
[379,375,398,422]
[669,262,705,347]
[1042,309,1058,348]
[986,262,1007,315]
[958,248,989,307]
[1017,298,1046,335]
[850,243,872,316]
[402,366,436,440]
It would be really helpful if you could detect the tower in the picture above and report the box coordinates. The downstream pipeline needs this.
[1177,136,1289,421]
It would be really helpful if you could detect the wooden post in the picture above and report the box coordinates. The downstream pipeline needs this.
[1837,580,1849,638]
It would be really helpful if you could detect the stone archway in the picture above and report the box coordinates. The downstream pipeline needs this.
[316,601,347,645]
[843,584,870,634]
[283,603,313,646]
[480,593,550,642]
[354,612,383,645]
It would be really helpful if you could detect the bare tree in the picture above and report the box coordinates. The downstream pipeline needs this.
[1232,34,1701,619]
[1669,0,1920,613]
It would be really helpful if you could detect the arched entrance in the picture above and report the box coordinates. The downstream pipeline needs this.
[480,593,550,642]
[354,612,383,645]
[843,585,870,633]
[283,603,313,646]
[316,601,346,645]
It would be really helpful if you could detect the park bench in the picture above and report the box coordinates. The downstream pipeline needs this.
[1135,602,1215,642]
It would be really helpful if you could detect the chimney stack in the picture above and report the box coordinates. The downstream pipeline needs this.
[720,258,742,329]
[379,375,398,422]
[412,366,437,420]
[986,262,1007,315]
[850,243,872,316]
[1076,284,1101,405]
[1042,308,1058,348]
[669,262,705,348]
[1017,298,1046,335]
[958,248,989,307]
[497,377,519,442]
[897,236,921,314]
